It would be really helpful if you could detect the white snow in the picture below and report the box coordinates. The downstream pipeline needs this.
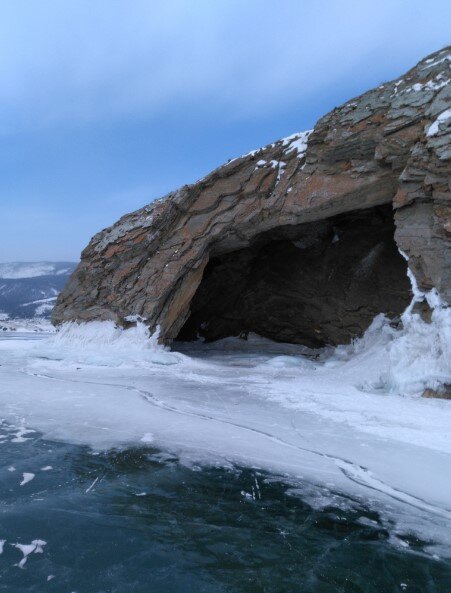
[422,53,451,69]
[34,303,55,316]
[426,108,451,137]
[0,263,62,279]
[0,317,55,333]
[271,160,287,182]
[228,129,311,172]
[20,472,35,486]
[403,77,449,94]
[241,148,261,159]
[392,80,404,95]
[35,320,181,367]
[85,477,100,493]
[282,130,312,159]
[19,296,58,317]
[423,76,449,91]
[13,540,46,568]
[140,432,154,443]
[0,286,450,555]
[11,426,36,443]
[20,297,57,308]
[124,314,147,323]
[254,159,287,183]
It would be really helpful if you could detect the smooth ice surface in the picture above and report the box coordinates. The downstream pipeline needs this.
[0,294,450,557]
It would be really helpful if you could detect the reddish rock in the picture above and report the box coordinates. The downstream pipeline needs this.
[53,47,451,345]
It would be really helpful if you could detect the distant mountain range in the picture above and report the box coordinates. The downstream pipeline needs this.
[0,262,77,319]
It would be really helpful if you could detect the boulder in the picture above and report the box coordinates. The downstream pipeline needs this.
[53,47,451,345]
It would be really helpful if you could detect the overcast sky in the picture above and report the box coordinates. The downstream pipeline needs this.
[1,0,450,262]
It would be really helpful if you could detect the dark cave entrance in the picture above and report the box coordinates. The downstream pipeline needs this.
[176,205,412,347]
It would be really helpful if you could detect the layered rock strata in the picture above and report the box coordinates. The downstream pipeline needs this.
[53,47,451,345]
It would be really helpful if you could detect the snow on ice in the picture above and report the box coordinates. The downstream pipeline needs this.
[0,278,450,556]
[19,472,35,486]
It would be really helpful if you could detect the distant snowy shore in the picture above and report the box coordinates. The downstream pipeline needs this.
[0,261,76,319]
[0,315,55,333]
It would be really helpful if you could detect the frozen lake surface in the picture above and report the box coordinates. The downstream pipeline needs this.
[0,313,450,591]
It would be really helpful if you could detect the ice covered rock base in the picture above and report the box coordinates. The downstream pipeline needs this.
[53,47,450,349]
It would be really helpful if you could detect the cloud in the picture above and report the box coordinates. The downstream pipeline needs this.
[0,0,449,132]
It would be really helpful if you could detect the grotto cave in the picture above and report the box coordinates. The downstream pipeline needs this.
[176,205,412,347]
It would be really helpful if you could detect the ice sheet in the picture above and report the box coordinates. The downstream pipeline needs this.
[0,291,450,556]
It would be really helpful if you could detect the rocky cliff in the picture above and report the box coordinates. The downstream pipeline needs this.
[53,47,450,346]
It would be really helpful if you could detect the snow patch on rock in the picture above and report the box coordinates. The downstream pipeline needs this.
[282,130,312,159]
[426,108,451,137]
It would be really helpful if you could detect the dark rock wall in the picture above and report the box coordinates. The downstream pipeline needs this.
[177,206,412,346]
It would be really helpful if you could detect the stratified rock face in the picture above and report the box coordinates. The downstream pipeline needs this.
[53,47,451,345]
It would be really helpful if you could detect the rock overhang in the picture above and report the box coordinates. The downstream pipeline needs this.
[53,46,451,345]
